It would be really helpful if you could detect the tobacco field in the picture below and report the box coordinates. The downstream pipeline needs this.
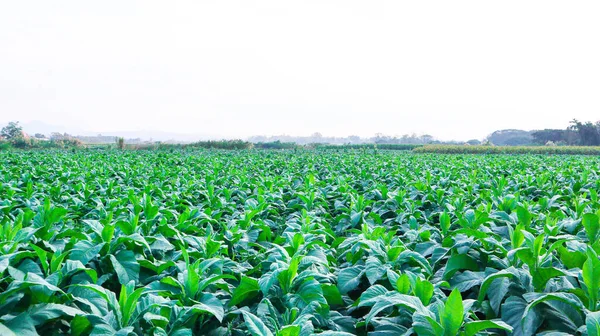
[1,150,600,336]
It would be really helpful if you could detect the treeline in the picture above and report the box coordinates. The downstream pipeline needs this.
[248,133,447,145]
[315,143,422,151]
[181,140,299,150]
[4,117,600,151]
[487,119,600,146]
[0,122,84,150]
[532,120,600,146]
[415,145,600,155]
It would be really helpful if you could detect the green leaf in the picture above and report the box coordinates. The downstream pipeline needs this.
[71,315,92,336]
[242,310,274,336]
[321,284,344,307]
[583,249,600,310]
[365,256,388,285]
[69,240,105,265]
[444,254,478,279]
[531,267,565,291]
[584,213,600,244]
[501,296,542,336]
[478,268,514,302]
[587,311,600,336]
[190,293,225,322]
[441,289,464,336]
[414,279,434,305]
[440,211,451,236]
[464,319,513,336]
[0,323,16,336]
[230,276,260,307]
[364,292,425,325]
[523,292,585,322]
[2,315,36,336]
[413,313,444,336]
[109,250,140,285]
[358,285,388,307]
[119,281,146,326]
[337,265,364,294]
[516,206,533,227]
[277,325,300,336]
[449,271,484,292]
[397,251,432,275]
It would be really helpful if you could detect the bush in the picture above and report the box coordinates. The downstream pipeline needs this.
[0,140,11,151]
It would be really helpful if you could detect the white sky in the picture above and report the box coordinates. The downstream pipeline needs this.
[1,1,599,140]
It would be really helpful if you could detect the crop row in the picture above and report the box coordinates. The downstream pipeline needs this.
[1,151,600,335]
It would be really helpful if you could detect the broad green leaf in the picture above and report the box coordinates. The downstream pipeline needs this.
[321,284,344,307]
[277,325,301,336]
[587,311,600,336]
[0,322,16,336]
[584,213,600,244]
[242,310,274,336]
[414,279,434,305]
[444,254,478,279]
[69,241,105,265]
[441,289,464,336]
[583,249,600,310]
[464,320,513,336]
[230,276,260,307]
[337,265,364,294]
[413,313,444,336]
[501,296,542,336]
[109,250,140,285]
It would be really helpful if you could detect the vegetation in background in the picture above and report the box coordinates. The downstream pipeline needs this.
[0,121,23,140]
[185,139,252,150]
[3,117,600,152]
[415,144,600,155]
[317,143,422,151]
[0,121,84,150]
[1,150,600,335]
[116,137,125,150]
[485,129,533,146]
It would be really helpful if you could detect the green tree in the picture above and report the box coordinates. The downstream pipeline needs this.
[569,119,600,146]
[1,121,23,140]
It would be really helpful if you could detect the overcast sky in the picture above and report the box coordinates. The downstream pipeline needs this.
[1,1,599,140]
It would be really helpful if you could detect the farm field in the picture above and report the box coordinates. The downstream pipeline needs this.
[1,150,600,336]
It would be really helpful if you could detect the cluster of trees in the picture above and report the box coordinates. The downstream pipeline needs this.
[483,120,600,146]
[531,120,600,146]
[185,140,299,150]
[0,121,83,149]
[248,132,472,146]
[486,129,533,146]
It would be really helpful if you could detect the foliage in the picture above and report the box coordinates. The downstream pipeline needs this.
[116,137,125,150]
[254,141,299,150]
[1,150,600,335]
[486,129,533,146]
[317,144,422,151]
[0,121,23,140]
[186,139,252,150]
[569,119,600,146]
